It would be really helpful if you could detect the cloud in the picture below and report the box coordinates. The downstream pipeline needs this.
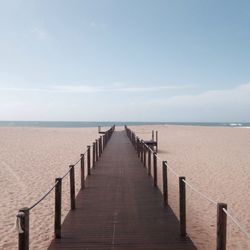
[31,27,49,40]
[51,84,194,93]
[0,87,46,92]
[149,83,250,107]
[0,84,194,93]
[0,83,249,122]
[140,83,250,121]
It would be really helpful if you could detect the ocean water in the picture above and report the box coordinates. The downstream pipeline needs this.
[0,121,249,128]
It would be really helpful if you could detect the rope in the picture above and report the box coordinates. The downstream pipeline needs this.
[182,179,217,205]
[28,146,90,210]
[223,208,250,240]
[163,161,180,178]
[133,130,217,205]
[128,126,250,243]
[72,155,82,167]
[28,181,59,210]
[61,168,71,180]
[15,126,115,224]
[144,143,154,153]
[143,142,180,178]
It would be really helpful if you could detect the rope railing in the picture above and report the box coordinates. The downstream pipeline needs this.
[16,125,115,250]
[222,208,250,240]
[182,179,217,205]
[124,125,250,249]
[28,181,59,211]
[61,167,72,180]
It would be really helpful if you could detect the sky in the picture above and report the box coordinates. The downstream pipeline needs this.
[0,0,250,122]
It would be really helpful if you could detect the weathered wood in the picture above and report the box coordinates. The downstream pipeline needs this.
[48,131,196,250]
[153,152,157,187]
[104,134,106,148]
[156,131,158,152]
[18,207,29,250]
[87,146,91,175]
[217,203,227,250]
[140,141,143,162]
[99,137,102,157]
[92,143,96,168]
[148,148,151,175]
[80,154,85,189]
[179,176,186,236]
[55,178,62,238]
[137,137,140,157]
[95,140,98,161]
[69,165,76,210]
[162,161,168,206]
[103,135,105,149]
[101,136,103,154]
[143,144,146,167]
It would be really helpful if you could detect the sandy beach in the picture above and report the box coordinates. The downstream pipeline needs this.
[0,125,250,249]
[130,125,250,250]
[0,127,100,249]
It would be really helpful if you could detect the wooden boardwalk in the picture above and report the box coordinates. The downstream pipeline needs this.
[48,130,197,250]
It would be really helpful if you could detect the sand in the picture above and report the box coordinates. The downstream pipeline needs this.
[130,125,250,250]
[0,125,249,249]
[0,127,100,249]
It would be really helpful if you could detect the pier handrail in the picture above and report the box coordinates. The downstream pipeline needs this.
[125,125,250,249]
[16,125,115,250]
[141,138,250,241]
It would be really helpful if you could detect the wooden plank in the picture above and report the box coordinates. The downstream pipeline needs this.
[48,131,196,250]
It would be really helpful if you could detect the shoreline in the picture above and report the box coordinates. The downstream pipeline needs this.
[0,121,250,129]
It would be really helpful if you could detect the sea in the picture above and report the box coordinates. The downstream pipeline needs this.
[0,121,249,128]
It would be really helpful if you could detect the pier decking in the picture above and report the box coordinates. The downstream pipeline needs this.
[48,130,196,250]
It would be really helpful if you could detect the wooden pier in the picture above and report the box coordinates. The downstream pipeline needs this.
[48,130,196,250]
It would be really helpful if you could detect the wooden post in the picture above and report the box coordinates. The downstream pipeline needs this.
[217,203,227,250]
[102,135,105,149]
[87,146,91,175]
[140,141,143,162]
[143,144,146,167]
[156,131,158,152]
[102,136,104,152]
[162,161,168,206]
[69,165,76,210]
[99,137,102,156]
[95,140,98,161]
[148,148,151,175]
[179,176,186,236]
[104,134,106,148]
[92,143,95,168]
[152,130,154,141]
[80,154,85,189]
[54,177,62,238]
[18,207,29,250]
[153,152,157,187]
[137,138,140,157]
[98,138,100,156]
[141,142,144,163]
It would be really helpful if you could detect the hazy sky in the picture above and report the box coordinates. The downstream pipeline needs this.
[0,0,250,122]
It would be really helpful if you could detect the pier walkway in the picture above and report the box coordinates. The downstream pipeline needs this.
[48,130,196,249]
